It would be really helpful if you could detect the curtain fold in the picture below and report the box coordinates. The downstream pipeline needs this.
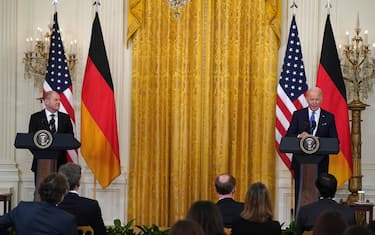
[128,0,281,226]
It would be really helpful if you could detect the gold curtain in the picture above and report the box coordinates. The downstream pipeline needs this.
[127,0,281,227]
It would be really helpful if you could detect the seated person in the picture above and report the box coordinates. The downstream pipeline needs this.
[0,173,77,235]
[312,211,348,235]
[169,219,205,235]
[296,173,355,235]
[186,200,225,235]
[231,182,281,235]
[58,163,107,235]
[215,173,244,228]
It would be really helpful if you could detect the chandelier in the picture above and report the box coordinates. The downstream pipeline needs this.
[23,25,77,89]
[340,16,375,102]
[166,0,190,18]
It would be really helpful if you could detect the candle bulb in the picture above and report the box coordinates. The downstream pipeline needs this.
[338,44,342,58]
[364,30,368,45]
[346,31,350,46]
[70,41,73,54]
[73,39,77,54]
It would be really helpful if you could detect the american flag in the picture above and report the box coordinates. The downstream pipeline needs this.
[275,15,308,171]
[44,12,78,163]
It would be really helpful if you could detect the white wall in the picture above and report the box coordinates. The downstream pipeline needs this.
[0,0,374,227]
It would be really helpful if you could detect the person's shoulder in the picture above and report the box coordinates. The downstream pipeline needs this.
[58,111,70,119]
[293,107,308,115]
[321,109,334,117]
[16,201,34,208]
[30,110,45,118]
[76,195,101,208]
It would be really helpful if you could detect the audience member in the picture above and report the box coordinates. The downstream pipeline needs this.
[186,200,225,235]
[231,182,281,235]
[215,173,244,228]
[367,220,375,235]
[0,173,77,235]
[312,211,348,235]
[296,173,355,235]
[342,225,373,235]
[169,219,205,235]
[58,163,107,235]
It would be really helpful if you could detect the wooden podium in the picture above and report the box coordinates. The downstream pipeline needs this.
[280,137,339,216]
[14,132,80,200]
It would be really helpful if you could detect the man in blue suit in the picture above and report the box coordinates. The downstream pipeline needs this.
[0,173,77,235]
[286,87,338,216]
[58,163,107,235]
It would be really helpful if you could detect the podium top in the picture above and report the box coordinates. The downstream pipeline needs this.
[279,137,339,155]
[14,133,80,151]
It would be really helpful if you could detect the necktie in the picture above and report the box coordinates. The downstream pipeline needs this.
[49,114,56,133]
[310,111,315,135]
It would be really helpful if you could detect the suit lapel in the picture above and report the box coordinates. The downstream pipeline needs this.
[316,109,327,136]
[41,110,49,129]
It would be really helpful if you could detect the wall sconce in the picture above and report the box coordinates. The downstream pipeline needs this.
[23,25,77,89]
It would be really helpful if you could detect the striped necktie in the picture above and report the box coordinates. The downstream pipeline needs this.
[49,114,56,133]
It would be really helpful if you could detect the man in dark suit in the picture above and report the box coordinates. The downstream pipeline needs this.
[215,173,244,228]
[58,163,107,235]
[296,173,355,235]
[285,87,338,215]
[28,91,73,174]
[0,173,77,235]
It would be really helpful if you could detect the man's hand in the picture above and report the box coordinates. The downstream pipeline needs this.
[297,131,310,138]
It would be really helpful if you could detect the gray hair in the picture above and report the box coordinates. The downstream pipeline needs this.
[58,163,82,190]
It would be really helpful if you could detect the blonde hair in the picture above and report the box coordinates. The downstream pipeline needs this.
[240,182,273,223]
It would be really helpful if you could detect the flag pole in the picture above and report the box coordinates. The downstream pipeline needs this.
[93,0,100,12]
[91,0,101,200]
[325,0,332,15]
[93,176,97,199]
[52,0,58,12]
[289,0,298,221]
[290,0,297,16]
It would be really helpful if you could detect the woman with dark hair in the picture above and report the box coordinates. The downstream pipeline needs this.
[231,182,281,235]
[0,173,77,235]
[186,200,225,235]
[170,219,205,235]
[312,211,348,235]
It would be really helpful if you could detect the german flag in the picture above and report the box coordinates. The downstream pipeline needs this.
[81,12,120,188]
[317,15,352,187]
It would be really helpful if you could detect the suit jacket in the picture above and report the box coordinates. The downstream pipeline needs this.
[0,201,77,235]
[231,217,282,235]
[286,107,338,138]
[286,107,338,170]
[58,192,107,235]
[216,198,244,228]
[296,198,355,235]
[28,110,73,172]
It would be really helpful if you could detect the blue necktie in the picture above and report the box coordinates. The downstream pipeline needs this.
[310,111,315,135]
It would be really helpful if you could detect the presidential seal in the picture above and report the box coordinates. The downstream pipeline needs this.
[33,130,53,149]
[299,135,320,154]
